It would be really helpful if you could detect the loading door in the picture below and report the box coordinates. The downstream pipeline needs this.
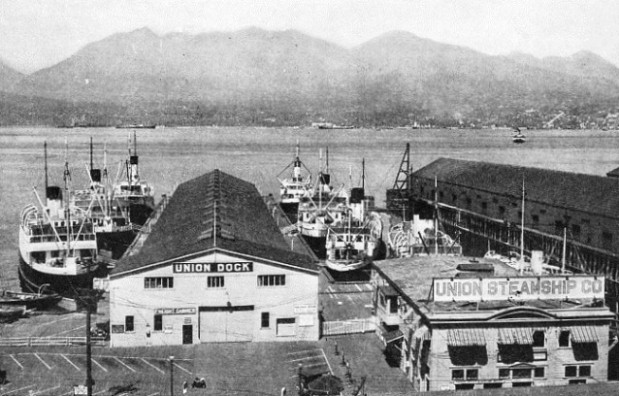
[199,305,254,342]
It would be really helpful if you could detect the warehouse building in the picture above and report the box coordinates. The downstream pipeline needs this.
[372,256,613,392]
[109,169,319,347]
[388,157,619,311]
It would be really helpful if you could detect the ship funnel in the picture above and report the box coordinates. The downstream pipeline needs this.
[46,186,63,216]
[90,169,102,183]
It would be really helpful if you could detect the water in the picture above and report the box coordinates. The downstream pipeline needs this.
[2,126,619,289]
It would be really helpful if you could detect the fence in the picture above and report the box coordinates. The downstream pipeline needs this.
[322,319,376,336]
[0,336,107,347]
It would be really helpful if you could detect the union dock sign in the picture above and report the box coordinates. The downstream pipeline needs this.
[433,275,604,302]
[173,262,253,273]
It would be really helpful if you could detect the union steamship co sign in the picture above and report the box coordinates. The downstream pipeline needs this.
[433,275,604,302]
[173,261,253,273]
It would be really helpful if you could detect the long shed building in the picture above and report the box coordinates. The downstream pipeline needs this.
[388,157,619,312]
[109,169,320,347]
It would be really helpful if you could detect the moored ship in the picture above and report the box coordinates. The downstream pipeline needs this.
[277,142,312,221]
[111,132,156,227]
[18,142,106,297]
[71,138,137,261]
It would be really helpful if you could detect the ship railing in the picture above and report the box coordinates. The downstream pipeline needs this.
[29,233,96,243]
[0,336,107,347]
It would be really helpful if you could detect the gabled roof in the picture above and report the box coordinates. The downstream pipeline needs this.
[116,169,316,275]
[413,157,619,217]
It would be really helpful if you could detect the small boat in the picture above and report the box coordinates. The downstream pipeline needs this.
[512,127,526,143]
[0,306,27,323]
[0,289,62,310]
[277,142,312,221]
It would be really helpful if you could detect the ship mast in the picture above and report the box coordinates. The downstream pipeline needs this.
[520,175,525,275]
[64,138,72,259]
[44,141,49,202]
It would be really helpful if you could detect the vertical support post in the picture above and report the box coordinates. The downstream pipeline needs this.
[169,356,175,396]
[86,292,93,396]
[297,364,303,396]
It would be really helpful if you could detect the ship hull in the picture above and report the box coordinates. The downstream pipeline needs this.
[278,202,299,223]
[18,255,104,297]
[299,234,327,259]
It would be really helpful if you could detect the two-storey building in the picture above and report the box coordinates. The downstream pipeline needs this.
[109,169,320,347]
[373,256,613,391]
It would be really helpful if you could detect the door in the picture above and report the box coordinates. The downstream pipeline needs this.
[182,325,193,344]
[199,305,254,342]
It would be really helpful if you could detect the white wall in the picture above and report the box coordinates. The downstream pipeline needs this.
[110,251,319,347]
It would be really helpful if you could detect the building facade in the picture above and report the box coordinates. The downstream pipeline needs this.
[372,256,613,392]
[109,169,319,347]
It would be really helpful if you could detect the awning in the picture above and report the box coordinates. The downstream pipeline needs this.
[447,328,486,347]
[497,327,533,345]
[569,326,598,343]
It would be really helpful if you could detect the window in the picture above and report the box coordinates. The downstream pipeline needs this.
[481,202,488,210]
[498,369,510,379]
[466,369,478,380]
[512,369,531,379]
[154,314,162,331]
[499,206,506,215]
[261,312,270,328]
[451,369,478,381]
[207,276,224,288]
[452,194,458,202]
[534,367,545,378]
[532,214,539,223]
[484,383,502,389]
[569,379,587,385]
[565,366,577,377]
[559,331,570,347]
[125,316,134,332]
[532,330,545,347]
[579,366,591,377]
[144,277,174,289]
[455,384,474,390]
[512,382,532,387]
[258,275,286,287]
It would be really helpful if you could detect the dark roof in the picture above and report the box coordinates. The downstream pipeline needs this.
[116,169,317,275]
[413,157,619,217]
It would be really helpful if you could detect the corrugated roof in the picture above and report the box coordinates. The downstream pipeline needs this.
[447,328,486,347]
[413,158,619,217]
[116,169,317,275]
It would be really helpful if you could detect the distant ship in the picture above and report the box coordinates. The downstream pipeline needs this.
[116,124,157,129]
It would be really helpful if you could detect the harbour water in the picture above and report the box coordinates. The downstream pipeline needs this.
[2,126,619,290]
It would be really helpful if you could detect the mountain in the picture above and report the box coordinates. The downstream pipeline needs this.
[0,58,24,92]
[16,27,351,104]
[6,28,619,127]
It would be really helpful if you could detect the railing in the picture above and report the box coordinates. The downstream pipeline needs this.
[0,336,107,347]
[322,319,376,336]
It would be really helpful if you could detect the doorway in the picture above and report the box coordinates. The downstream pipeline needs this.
[182,325,193,344]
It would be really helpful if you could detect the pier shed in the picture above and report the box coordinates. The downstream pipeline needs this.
[387,157,619,313]
[372,256,614,392]
[109,169,319,347]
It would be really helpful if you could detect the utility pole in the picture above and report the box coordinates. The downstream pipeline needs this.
[169,356,175,396]
[86,292,93,396]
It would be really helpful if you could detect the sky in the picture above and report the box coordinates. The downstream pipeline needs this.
[2,0,619,74]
